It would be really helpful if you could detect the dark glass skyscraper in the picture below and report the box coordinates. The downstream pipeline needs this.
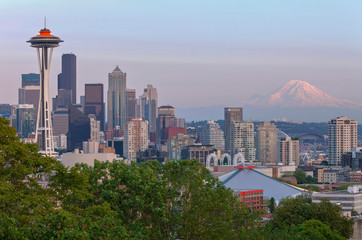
[59,53,76,104]
[21,73,40,87]
[67,104,90,151]
[84,84,105,131]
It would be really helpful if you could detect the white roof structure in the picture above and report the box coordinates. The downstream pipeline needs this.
[219,168,304,202]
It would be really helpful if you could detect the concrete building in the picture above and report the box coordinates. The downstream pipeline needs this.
[230,121,256,162]
[58,53,76,104]
[279,137,299,166]
[257,122,278,165]
[84,84,105,131]
[202,120,225,151]
[312,185,362,214]
[124,119,148,161]
[224,107,243,154]
[181,145,215,166]
[329,116,358,166]
[89,114,101,142]
[53,107,68,136]
[61,152,117,168]
[167,133,195,161]
[107,66,127,130]
[83,140,99,154]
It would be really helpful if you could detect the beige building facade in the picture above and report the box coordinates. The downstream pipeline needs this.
[257,122,278,165]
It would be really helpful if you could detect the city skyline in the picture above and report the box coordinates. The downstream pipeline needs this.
[2,1,362,122]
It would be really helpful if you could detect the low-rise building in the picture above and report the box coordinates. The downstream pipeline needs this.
[181,145,215,166]
[234,189,264,211]
[312,185,362,214]
[61,152,117,168]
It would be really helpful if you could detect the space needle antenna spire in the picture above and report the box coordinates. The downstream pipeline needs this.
[27,20,63,156]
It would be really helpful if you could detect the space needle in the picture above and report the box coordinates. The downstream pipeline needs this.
[27,20,63,156]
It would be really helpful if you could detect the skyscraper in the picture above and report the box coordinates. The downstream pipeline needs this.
[124,118,148,161]
[328,116,358,166]
[84,84,105,131]
[156,106,185,145]
[126,89,137,122]
[279,137,299,166]
[58,53,76,104]
[67,104,90,151]
[230,121,255,162]
[107,66,127,130]
[257,122,278,165]
[16,104,35,138]
[141,85,158,134]
[27,24,63,155]
[22,73,40,87]
[224,107,243,154]
[202,120,225,151]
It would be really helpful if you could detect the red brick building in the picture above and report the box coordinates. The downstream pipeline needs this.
[235,189,264,211]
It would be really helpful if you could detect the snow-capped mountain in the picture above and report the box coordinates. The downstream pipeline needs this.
[247,80,362,109]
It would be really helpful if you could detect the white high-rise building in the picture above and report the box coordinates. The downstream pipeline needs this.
[230,121,255,162]
[124,119,148,161]
[89,114,101,142]
[328,116,358,166]
[202,120,225,151]
[257,122,278,165]
[278,136,299,166]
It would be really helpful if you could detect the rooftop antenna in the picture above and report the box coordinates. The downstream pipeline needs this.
[44,17,46,28]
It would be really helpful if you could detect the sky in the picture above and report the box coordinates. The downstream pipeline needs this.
[1,0,362,120]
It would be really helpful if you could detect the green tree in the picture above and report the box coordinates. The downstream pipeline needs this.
[293,169,307,184]
[268,195,354,239]
[268,197,276,213]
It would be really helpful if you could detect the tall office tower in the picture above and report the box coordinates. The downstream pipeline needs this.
[0,104,12,120]
[84,84,105,131]
[224,107,243,154]
[202,120,225,151]
[16,104,35,138]
[18,85,40,119]
[328,116,358,166]
[230,121,255,162]
[107,66,127,130]
[67,104,90,151]
[53,107,68,136]
[257,122,278,165]
[58,53,76,104]
[167,134,195,161]
[89,114,101,142]
[141,85,158,134]
[52,89,72,111]
[124,119,148,161]
[279,137,300,166]
[27,24,63,155]
[156,105,181,145]
[126,89,137,122]
[22,73,40,87]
